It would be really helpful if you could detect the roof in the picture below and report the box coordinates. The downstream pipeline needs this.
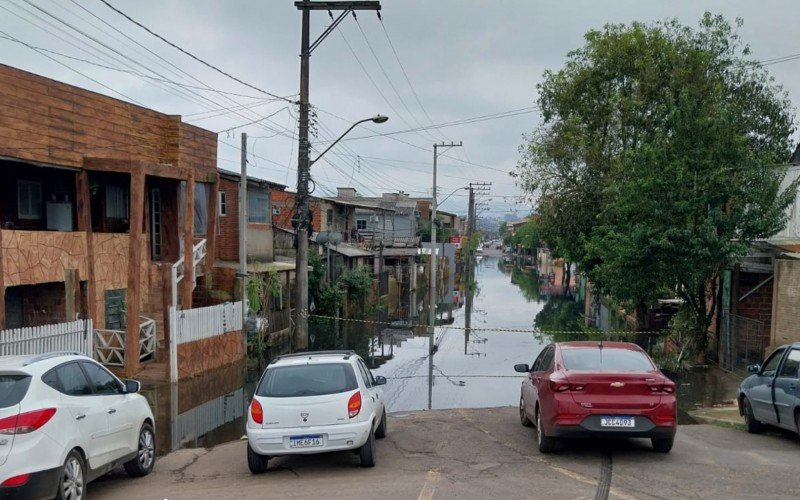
[270,350,357,366]
[322,197,395,212]
[330,244,374,258]
[214,259,302,273]
[217,168,287,190]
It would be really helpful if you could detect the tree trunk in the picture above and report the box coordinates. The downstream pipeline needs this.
[635,301,648,331]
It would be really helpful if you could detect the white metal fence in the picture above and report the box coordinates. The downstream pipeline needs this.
[169,302,243,382]
[0,319,93,357]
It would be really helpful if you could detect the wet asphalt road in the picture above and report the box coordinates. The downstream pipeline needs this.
[91,406,800,499]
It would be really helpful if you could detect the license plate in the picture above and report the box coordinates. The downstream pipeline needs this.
[289,435,323,448]
[600,416,635,428]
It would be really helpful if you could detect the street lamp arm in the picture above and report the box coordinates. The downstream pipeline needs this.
[438,186,469,206]
[310,115,388,166]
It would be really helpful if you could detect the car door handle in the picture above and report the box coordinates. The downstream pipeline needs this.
[107,408,117,415]
[75,414,86,421]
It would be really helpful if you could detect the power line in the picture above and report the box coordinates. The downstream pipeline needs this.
[97,0,295,103]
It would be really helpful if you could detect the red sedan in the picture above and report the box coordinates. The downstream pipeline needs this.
[515,341,676,453]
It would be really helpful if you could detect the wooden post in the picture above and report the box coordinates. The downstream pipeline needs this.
[205,175,219,290]
[181,173,195,310]
[125,171,145,377]
[64,269,79,321]
[0,229,5,330]
[76,170,97,324]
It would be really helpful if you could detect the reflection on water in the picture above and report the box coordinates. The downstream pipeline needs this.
[375,256,547,412]
[140,361,255,456]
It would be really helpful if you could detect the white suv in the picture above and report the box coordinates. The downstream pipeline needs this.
[246,350,387,471]
[0,352,155,499]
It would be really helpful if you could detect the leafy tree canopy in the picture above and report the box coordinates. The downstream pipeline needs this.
[516,14,798,349]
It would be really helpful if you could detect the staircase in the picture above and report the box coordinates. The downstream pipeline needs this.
[171,238,207,309]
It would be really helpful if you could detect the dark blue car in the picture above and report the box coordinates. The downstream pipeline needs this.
[738,342,800,437]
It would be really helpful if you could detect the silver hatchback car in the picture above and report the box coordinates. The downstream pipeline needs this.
[738,342,800,437]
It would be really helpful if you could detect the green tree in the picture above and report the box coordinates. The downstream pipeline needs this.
[516,14,798,357]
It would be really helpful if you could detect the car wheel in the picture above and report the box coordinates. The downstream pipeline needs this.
[247,444,270,474]
[535,407,557,454]
[56,449,85,500]
[651,437,674,453]
[742,397,762,434]
[124,423,156,477]
[795,412,800,440]
[520,397,533,427]
[375,409,387,439]
[359,428,376,467]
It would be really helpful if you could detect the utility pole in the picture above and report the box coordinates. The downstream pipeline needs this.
[464,182,490,356]
[239,133,248,340]
[293,1,381,351]
[428,141,461,410]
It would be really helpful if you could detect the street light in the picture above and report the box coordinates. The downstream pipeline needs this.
[309,115,388,166]
[295,114,388,351]
[438,186,469,206]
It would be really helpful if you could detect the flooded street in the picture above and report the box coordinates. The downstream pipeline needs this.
[146,253,740,456]
[375,255,545,412]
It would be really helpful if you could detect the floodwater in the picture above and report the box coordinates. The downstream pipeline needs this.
[374,255,546,412]
[147,253,740,455]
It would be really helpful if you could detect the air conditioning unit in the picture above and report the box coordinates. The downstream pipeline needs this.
[273,207,281,215]
[370,215,380,222]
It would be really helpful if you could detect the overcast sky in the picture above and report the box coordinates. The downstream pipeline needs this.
[2,0,799,217]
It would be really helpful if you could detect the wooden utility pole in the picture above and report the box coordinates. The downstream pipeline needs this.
[293,1,381,352]
[428,141,461,410]
[240,132,248,336]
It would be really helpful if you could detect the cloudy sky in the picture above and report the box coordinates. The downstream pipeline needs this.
[2,0,799,217]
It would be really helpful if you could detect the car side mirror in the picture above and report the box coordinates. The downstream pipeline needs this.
[124,380,141,394]
[747,364,761,374]
[514,363,530,373]
[373,376,387,386]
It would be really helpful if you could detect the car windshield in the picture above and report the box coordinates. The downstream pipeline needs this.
[561,348,655,372]
[0,374,32,408]
[257,363,358,398]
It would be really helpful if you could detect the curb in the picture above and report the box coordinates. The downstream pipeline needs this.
[689,413,745,431]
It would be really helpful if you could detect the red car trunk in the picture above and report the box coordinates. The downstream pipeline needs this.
[564,372,665,411]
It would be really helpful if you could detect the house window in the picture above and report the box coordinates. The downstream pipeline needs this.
[105,184,129,219]
[219,192,227,216]
[248,188,269,224]
[326,209,333,228]
[17,180,43,220]
[356,219,367,230]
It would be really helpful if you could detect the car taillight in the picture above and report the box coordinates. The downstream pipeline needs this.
[649,384,675,394]
[250,400,263,425]
[1,474,30,487]
[0,408,56,435]
[348,391,362,418]
[550,380,584,392]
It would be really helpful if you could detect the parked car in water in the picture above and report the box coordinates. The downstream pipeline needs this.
[515,341,677,453]
[0,352,155,499]
[738,342,800,437]
[246,350,387,472]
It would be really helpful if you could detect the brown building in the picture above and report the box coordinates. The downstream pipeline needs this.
[0,64,218,375]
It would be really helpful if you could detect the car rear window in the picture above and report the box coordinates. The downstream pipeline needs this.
[0,375,32,408]
[257,363,358,398]
[562,348,655,372]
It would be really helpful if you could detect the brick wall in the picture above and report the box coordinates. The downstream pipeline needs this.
[272,190,296,230]
[771,260,800,347]
[176,331,244,379]
[0,64,216,177]
[736,272,774,326]
[217,178,240,261]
